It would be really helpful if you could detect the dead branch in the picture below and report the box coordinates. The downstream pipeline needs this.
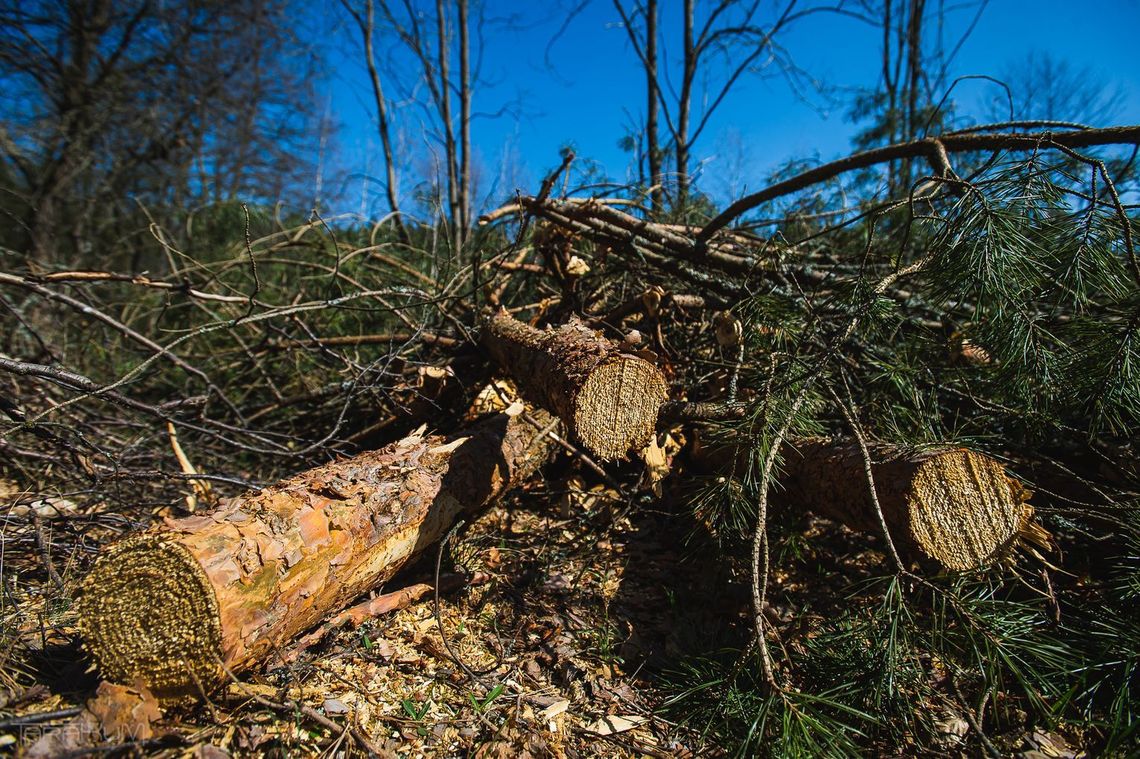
[698,125,1140,243]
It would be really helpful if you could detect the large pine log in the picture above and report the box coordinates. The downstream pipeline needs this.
[481,310,667,459]
[76,409,557,699]
[782,439,1044,571]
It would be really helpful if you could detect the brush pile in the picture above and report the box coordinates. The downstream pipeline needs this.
[3,128,1140,755]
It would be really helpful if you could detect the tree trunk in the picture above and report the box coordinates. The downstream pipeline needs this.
[676,0,694,209]
[458,0,471,238]
[781,439,1041,571]
[645,0,661,213]
[436,0,460,252]
[481,311,667,460]
[900,0,925,190]
[882,0,899,194]
[354,0,409,244]
[76,408,557,699]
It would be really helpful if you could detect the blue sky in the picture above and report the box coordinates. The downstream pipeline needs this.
[316,0,1140,217]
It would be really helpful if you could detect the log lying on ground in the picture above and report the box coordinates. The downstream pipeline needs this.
[781,439,1045,571]
[481,310,667,460]
[76,408,557,699]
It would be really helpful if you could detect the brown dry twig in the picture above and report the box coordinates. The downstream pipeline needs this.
[698,125,1140,243]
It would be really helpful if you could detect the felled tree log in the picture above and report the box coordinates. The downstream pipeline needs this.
[76,408,557,699]
[781,439,1044,571]
[481,310,667,460]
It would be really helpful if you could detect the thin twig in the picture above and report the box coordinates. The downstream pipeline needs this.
[29,509,65,591]
[951,675,1002,759]
[826,381,908,574]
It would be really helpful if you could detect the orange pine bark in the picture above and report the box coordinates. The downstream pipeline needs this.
[77,408,557,699]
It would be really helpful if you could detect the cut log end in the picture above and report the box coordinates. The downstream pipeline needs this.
[574,356,667,460]
[780,440,1044,571]
[481,312,669,460]
[906,450,1032,571]
[77,534,221,698]
[75,409,558,699]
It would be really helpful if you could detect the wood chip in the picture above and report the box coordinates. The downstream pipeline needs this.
[582,714,645,736]
[539,698,570,722]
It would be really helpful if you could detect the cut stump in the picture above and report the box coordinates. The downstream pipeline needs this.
[481,310,667,459]
[783,440,1042,571]
[77,408,557,699]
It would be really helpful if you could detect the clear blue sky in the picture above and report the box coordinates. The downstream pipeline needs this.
[315,0,1140,217]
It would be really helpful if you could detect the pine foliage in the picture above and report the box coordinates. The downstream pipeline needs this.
[659,141,1140,756]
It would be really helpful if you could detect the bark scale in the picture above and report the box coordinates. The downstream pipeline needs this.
[782,439,1040,571]
[480,311,667,460]
[77,409,557,699]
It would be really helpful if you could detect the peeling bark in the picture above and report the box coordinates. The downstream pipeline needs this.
[782,440,1041,571]
[481,310,667,460]
[77,409,557,699]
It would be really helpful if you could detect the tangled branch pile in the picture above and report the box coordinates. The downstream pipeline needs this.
[3,125,1140,755]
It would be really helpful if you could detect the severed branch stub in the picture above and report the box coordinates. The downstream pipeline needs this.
[480,310,668,460]
[76,408,558,699]
[782,440,1049,571]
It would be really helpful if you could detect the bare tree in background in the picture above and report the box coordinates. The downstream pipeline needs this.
[360,0,475,254]
[989,51,1126,126]
[847,0,990,194]
[436,0,460,249]
[613,0,661,211]
[341,0,409,244]
[0,0,320,268]
[612,0,825,212]
[458,0,472,236]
